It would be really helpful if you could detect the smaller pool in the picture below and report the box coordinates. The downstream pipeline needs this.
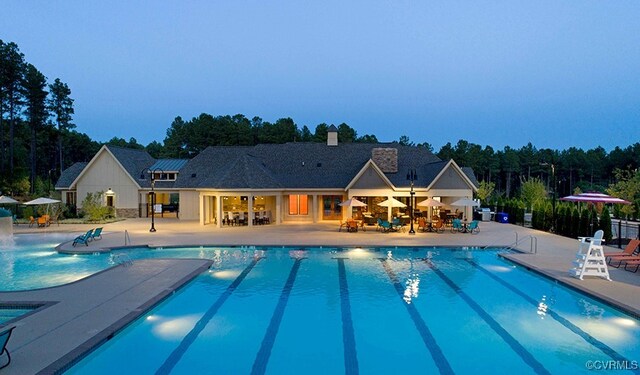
[0,306,35,325]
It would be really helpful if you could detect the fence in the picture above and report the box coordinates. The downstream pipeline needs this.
[612,219,640,248]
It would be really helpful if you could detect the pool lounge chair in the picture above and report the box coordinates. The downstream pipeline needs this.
[608,255,640,269]
[91,227,103,241]
[605,239,640,263]
[73,229,94,247]
[451,219,463,233]
[377,218,392,232]
[466,220,480,234]
[0,326,15,370]
[623,259,640,273]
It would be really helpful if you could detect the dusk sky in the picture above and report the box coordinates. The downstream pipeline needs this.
[3,1,639,151]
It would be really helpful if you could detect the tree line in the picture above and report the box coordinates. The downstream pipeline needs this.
[2,39,639,212]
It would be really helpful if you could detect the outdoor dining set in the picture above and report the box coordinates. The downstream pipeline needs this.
[222,211,272,226]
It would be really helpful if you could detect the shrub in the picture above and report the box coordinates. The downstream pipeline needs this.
[571,207,580,238]
[600,207,613,243]
[80,191,113,222]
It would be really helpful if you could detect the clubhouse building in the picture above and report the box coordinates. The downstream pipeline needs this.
[56,127,478,226]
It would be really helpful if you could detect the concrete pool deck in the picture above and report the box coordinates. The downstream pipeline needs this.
[4,218,640,373]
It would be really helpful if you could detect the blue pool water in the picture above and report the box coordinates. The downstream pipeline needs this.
[0,307,33,325]
[64,247,640,375]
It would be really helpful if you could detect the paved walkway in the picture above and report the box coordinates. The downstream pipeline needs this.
[4,218,640,373]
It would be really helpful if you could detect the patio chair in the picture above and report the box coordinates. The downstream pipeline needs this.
[391,218,405,232]
[73,229,94,247]
[377,218,392,232]
[623,259,640,273]
[29,216,35,227]
[432,219,445,233]
[608,254,640,268]
[467,220,480,234]
[417,217,427,232]
[347,220,358,232]
[91,227,103,241]
[12,214,18,225]
[0,326,15,370]
[238,212,246,225]
[451,219,463,233]
[339,220,347,232]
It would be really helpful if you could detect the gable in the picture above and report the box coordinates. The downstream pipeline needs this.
[75,149,139,189]
[351,164,391,189]
[431,164,472,189]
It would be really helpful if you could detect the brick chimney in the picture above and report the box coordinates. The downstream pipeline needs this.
[371,148,398,173]
[327,125,338,146]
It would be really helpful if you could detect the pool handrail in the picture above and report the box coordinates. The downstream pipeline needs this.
[0,325,15,369]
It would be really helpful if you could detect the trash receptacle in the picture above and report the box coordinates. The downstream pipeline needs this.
[497,212,509,223]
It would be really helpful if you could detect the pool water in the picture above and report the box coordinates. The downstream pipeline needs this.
[66,247,640,374]
[0,307,33,325]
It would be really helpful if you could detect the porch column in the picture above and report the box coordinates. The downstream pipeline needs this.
[312,194,318,223]
[216,195,222,228]
[248,193,254,226]
[387,194,393,222]
[199,193,205,226]
[276,194,282,224]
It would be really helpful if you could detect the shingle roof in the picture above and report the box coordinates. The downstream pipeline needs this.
[175,142,446,189]
[55,162,88,188]
[106,146,157,188]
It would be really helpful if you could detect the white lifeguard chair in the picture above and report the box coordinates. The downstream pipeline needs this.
[569,230,611,281]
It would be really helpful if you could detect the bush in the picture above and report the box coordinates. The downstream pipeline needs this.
[579,208,591,237]
[80,191,113,222]
[571,207,580,238]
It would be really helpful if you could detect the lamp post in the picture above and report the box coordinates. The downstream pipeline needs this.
[407,168,417,235]
[142,168,163,232]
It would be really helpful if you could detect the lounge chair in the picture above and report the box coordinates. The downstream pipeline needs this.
[417,217,427,232]
[29,216,35,227]
[466,220,480,234]
[346,220,358,232]
[0,326,15,370]
[432,219,445,233]
[623,259,640,273]
[605,239,640,263]
[377,218,392,232]
[73,229,94,247]
[608,255,640,269]
[339,220,347,232]
[391,218,404,232]
[91,227,103,241]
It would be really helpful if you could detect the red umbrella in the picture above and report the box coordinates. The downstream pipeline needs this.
[559,192,631,205]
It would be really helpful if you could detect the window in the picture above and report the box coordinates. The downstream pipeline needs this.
[152,172,177,181]
[66,192,76,206]
[289,195,308,215]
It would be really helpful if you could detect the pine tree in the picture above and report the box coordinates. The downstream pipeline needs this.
[23,64,48,194]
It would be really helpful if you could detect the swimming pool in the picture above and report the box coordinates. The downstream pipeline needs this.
[66,247,640,374]
[0,307,34,325]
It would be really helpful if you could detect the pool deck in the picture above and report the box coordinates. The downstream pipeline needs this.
[5,218,640,373]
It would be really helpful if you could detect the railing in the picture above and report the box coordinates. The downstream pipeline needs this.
[612,219,640,248]
[111,253,133,267]
[484,231,538,253]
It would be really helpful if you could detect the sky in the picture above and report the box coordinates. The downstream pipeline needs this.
[2,1,639,151]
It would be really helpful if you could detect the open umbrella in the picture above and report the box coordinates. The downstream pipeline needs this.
[559,192,630,205]
[416,198,443,207]
[450,198,480,207]
[24,197,61,215]
[24,197,61,205]
[377,198,407,208]
[339,198,368,207]
[0,196,19,204]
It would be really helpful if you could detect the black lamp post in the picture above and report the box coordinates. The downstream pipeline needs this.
[407,168,417,235]
[142,168,163,232]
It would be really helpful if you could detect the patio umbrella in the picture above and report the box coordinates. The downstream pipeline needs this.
[24,197,61,205]
[450,198,480,207]
[416,198,444,207]
[377,198,407,208]
[559,192,631,205]
[0,196,19,204]
[339,198,368,207]
[24,197,61,215]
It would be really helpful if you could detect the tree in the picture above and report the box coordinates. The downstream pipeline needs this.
[356,134,378,143]
[313,123,328,143]
[0,41,25,174]
[520,177,547,211]
[337,123,356,143]
[600,207,613,243]
[23,64,48,194]
[476,181,495,206]
[398,135,414,146]
[48,78,75,172]
[300,125,313,142]
[606,168,640,220]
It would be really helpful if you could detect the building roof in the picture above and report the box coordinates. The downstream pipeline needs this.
[106,146,157,188]
[149,159,189,172]
[175,142,448,190]
[55,162,88,188]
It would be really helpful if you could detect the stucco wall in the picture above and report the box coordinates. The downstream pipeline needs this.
[76,151,140,209]
[179,191,199,220]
